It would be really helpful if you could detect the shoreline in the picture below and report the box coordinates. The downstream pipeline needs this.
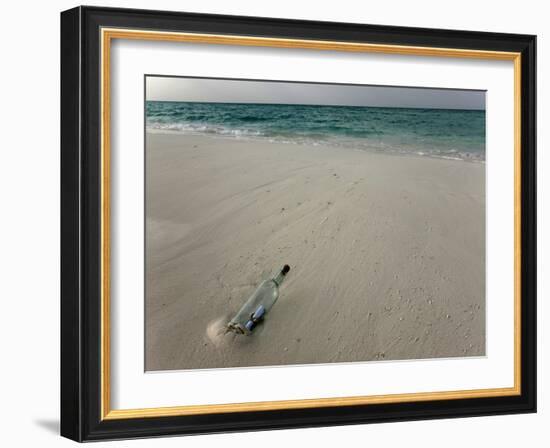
[146,128,486,164]
[145,132,486,371]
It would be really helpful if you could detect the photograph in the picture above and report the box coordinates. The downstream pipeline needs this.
[144,76,487,371]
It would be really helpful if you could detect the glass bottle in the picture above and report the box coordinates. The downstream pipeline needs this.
[227,265,290,334]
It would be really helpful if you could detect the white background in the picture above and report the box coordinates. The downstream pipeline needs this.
[0,0,546,446]
[112,40,515,409]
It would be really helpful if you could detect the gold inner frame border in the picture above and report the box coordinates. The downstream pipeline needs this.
[99,27,522,420]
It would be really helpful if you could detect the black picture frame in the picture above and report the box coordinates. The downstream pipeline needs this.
[61,5,536,442]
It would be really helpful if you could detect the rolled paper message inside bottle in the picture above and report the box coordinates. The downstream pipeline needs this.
[227,265,290,334]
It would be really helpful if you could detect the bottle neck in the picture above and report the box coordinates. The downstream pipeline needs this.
[273,268,288,286]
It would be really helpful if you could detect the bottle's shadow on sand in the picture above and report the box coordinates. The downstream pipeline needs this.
[206,314,266,349]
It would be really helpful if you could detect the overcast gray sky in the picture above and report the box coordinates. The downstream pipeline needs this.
[146,76,485,110]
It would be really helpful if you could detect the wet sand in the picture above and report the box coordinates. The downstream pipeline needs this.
[145,132,485,371]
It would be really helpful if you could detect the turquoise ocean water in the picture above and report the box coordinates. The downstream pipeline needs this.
[146,101,486,161]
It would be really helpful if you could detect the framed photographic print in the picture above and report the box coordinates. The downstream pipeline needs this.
[60,6,536,442]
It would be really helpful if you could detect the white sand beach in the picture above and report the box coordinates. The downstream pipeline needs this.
[145,132,485,371]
